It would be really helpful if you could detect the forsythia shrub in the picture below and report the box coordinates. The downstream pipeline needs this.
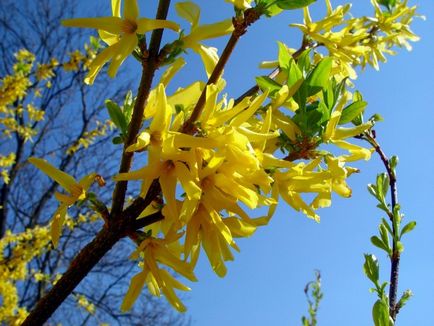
[7,0,420,324]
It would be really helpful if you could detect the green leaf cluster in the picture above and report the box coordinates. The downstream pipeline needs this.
[256,43,361,146]
[105,91,135,144]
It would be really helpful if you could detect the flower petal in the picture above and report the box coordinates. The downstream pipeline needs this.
[51,205,68,247]
[107,34,137,78]
[123,0,139,20]
[29,158,77,193]
[98,30,119,46]
[121,271,147,312]
[85,43,119,84]
[112,0,121,17]
[136,18,180,34]
[62,17,123,34]
[176,1,201,28]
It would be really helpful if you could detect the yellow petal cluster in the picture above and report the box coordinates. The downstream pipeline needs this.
[62,0,180,84]
[0,226,51,325]
[291,0,420,76]
[117,68,373,309]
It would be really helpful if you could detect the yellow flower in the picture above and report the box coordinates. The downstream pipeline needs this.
[225,0,253,10]
[176,1,234,76]
[28,158,96,246]
[122,234,196,312]
[62,0,180,84]
[323,92,373,161]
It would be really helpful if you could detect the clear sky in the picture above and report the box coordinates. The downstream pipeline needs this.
[170,1,434,325]
[74,0,434,324]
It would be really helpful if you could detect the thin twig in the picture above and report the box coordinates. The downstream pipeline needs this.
[181,8,261,134]
[363,131,400,320]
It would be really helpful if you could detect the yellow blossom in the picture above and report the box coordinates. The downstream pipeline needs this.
[176,1,234,76]
[225,0,253,10]
[28,158,96,246]
[62,0,180,84]
[122,234,196,312]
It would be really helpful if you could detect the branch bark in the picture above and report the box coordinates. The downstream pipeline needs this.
[110,0,173,217]
[21,226,121,326]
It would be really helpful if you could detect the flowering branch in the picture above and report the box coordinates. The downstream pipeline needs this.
[182,7,261,134]
[111,0,173,217]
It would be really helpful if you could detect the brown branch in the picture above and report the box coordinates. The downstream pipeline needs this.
[21,226,121,326]
[181,8,261,134]
[110,0,173,217]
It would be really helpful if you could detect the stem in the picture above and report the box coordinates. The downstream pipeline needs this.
[110,0,173,217]
[364,132,400,320]
[182,8,261,134]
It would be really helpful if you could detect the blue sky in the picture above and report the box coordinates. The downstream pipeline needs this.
[75,1,434,324]
[173,1,434,325]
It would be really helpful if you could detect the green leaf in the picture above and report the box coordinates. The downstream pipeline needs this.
[262,2,284,17]
[381,219,393,235]
[371,236,390,254]
[123,90,134,123]
[363,254,379,285]
[397,290,413,310]
[392,205,402,235]
[89,36,100,49]
[323,79,335,110]
[372,299,390,326]
[375,173,389,202]
[378,0,397,12]
[105,100,128,134]
[288,57,303,87]
[317,101,330,125]
[296,49,311,73]
[390,155,398,171]
[400,221,416,238]
[306,57,333,96]
[276,0,317,10]
[396,241,404,253]
[256,76,282,96]
[277,42,292,71]
[379,224,390,252]
[293,104,323,136]
[112,136,124,145]
[338,100,367,125]
[367,184,378,198]
[370,113,384,123]
[381,173,389,199]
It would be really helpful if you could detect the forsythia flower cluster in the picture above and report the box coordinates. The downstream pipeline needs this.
[67,120,113,154]
[291,0,420,75]
[29,0,419,314]
[0,214,97,325]
[0,226,51,325]
[0,44,107,182]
